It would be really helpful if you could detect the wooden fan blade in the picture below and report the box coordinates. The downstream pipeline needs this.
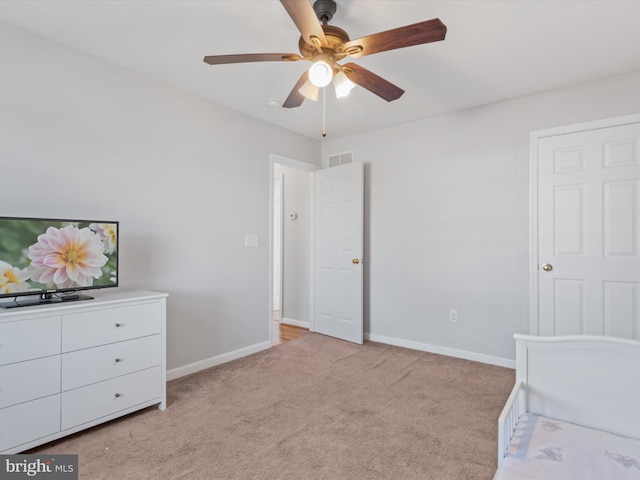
[343,18,447,58]
[282,71,311,109]
[280,0,327,47]
[203,53,302,65]
[342,63,404,102]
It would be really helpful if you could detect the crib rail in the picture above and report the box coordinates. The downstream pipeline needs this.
[497,381,526,466]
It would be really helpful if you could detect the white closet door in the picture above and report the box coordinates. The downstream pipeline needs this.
[534,118,640,338]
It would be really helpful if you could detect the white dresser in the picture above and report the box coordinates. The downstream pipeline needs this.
[0,290,167,454]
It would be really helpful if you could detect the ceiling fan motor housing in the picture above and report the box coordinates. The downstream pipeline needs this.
[300,1,364,61]
[298,24,351,60]
[313,0,337,23]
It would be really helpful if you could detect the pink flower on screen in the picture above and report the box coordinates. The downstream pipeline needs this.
[27,225,108,288]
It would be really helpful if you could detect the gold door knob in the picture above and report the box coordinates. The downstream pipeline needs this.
[542,263,553,271]
[352,258,360,264]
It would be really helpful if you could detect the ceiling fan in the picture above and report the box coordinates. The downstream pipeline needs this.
[203,0,447,108]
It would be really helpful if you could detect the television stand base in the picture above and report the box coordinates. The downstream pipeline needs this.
[0,293,93,309]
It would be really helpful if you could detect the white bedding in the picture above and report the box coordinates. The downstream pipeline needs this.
[494,413,640,480]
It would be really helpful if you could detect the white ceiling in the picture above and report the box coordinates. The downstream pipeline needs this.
[1,0,640,141]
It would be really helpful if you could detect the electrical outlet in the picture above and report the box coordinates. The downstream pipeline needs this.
[449,310,458,323]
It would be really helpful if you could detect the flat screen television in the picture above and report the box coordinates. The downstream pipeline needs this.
[0,216,118,308]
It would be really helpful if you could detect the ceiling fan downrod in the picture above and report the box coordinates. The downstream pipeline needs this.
[313,0,337,24]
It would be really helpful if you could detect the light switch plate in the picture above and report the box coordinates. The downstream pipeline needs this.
[245,234,259,248]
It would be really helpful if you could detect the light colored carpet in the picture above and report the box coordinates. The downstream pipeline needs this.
[31,333,514,479]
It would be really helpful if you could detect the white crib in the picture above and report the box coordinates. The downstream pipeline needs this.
[494,334,640,479]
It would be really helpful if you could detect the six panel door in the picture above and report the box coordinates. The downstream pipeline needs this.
[537,122,640,338]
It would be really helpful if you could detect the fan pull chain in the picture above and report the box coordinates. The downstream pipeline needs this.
[322,87,327,137]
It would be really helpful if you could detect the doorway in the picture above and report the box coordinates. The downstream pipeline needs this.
[273,173,283,323]
[269,154,318,345]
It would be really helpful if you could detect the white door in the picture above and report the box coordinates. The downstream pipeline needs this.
[534,117,640,338]
[313,161,363,344]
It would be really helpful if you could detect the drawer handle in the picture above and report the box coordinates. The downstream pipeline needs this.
[114,393,122,398]
[115,358,123,363]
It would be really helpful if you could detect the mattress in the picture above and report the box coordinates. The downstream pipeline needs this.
[494,413,640,480]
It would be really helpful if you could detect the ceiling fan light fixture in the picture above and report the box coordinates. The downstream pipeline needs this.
[298,79,320,101]
[333,71,356,98]
[308,55,334,87]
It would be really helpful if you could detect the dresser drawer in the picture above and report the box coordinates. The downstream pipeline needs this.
[61,366,161,430]
[61,302,161,352]
[0,316,61,365]
[0,395,60,453]
[0,356,60,409]
[62,335,161,391]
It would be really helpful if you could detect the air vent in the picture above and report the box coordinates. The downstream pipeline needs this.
[327,151,353,168]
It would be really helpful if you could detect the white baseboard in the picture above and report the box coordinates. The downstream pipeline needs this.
[166,340,271,381]
[281,317,310,329]
[364,333,515,369]
[166,334,513,381]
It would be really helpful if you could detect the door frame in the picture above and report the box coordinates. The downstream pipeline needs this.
[529,113,640,335]
[268,154,320,345]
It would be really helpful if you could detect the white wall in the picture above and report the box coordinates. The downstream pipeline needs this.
[273,164,311,326]
[321,70,640,363]
[0,21,320,372]
[5,19,640,371]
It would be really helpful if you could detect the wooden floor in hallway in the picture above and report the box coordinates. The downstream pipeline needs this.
[272,312,309,345]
